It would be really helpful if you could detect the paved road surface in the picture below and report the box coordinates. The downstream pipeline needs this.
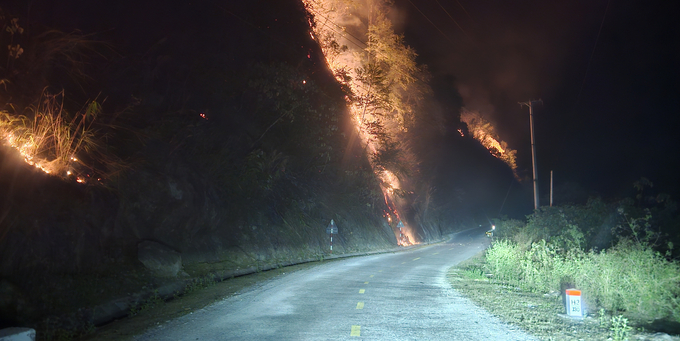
[135,229,537,340]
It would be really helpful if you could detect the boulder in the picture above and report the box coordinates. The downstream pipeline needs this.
[137,241,182,277]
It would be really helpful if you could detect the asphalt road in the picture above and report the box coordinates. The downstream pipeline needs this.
[134,229,538,340]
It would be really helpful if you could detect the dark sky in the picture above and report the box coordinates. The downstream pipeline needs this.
[392,0,680,199]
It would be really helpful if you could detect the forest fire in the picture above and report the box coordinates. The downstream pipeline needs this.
[304,0,420,245]
[460,110,518,177]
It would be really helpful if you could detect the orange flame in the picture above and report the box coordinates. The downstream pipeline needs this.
[460,109,518,177]
[304,0,419,246]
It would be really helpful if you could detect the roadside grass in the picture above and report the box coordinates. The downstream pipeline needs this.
[450,252,680,341]
[450,200,680,341]
[485,238,680,322]
[450,258,608,340]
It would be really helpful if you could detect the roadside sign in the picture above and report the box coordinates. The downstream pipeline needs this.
[326,219,338,234]
[326,219,337,254]
[566,288,582,317]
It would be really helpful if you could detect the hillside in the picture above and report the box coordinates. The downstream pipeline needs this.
[0,0,521,334]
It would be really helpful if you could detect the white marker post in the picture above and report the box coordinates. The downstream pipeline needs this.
[566,288,583,317]
[326,219,338,254]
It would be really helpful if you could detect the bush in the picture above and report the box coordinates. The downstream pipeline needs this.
[515,199,615,251]
[578,240,680,319]
[484,238,680,321]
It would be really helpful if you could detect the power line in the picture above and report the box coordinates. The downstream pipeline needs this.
[307,6,422,83]
[574,0,612,109]
[454,0,475,24]
[306,7,368,50]
[432,0,469,38]
[405,0,458,46]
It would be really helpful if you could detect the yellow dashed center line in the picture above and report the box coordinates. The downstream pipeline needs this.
[356,302,364,309]
[433,252,439,255]
[359,289,365,294]
[364,281,369,284]
[369,274,374,278]
[351,325,361,336]
[401,261,406,264]
[413,257,421,261]
[378,270,383,272]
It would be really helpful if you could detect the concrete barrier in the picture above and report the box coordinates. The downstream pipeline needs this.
[0,328,36,341]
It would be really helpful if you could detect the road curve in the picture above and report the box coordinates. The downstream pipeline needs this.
[134,229,537,340]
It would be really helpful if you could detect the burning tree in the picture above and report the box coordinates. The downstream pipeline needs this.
[303,0,436,244]
[304,0,427,244]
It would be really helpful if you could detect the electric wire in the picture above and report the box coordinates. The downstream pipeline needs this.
[432,0,469,38]
[498,179,513,216]
[306,6,423,84]
[306,7,369,50]
[454,0,475,23]
[574,0,612,109]
[405,0,458,46]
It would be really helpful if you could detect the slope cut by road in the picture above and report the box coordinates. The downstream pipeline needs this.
[133,229,537,340]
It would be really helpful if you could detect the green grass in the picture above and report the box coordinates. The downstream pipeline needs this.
[484,238,680,322]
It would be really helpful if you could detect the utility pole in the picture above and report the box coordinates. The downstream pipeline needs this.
[519,99,542,210]
[550,170,553,207]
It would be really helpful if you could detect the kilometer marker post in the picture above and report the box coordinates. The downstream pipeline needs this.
[565,288,583,317]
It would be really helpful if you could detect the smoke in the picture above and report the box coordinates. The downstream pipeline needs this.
[392,0,604,150]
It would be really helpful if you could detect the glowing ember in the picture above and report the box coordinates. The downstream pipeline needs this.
[2,131,54,174]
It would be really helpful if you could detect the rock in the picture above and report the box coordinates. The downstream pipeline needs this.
[137,241,182,277]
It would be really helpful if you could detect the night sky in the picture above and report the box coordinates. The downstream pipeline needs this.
[393,0,680,200]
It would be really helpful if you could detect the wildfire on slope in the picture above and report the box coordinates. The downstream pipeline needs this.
[460,109,518,178]
[0,93,103,183]
[303,0,419,245]
[3,131,53,174]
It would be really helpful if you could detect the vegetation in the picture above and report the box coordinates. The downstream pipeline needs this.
[479,192,680,324]
[450,186,680,340]
[0,6,123,183]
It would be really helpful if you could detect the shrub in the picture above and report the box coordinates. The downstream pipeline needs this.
[484,238,680,321]
[484,239,524,285]
[577,240,680,319]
